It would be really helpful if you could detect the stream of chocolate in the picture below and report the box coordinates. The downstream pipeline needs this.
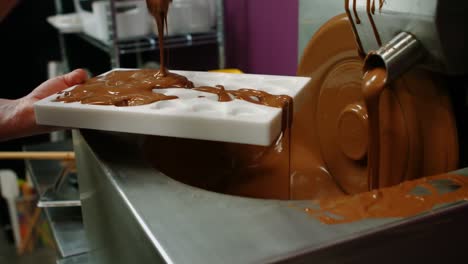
[146,0,172,75]
[305,173,468,224]
[362,67,387,190]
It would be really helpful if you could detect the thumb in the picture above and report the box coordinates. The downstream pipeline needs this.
[28,69,88,100]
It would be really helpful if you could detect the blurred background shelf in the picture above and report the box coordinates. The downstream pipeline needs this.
[53,0,225,71]
[76,31,220,55]
[24,141,89,260]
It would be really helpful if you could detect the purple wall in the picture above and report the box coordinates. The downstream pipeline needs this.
[224,0,299,76]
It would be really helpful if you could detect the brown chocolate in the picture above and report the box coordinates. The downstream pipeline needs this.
[142,87,294,200]
[362,67,387,189]
[146,0,172,75]
[144,130,292,199]
[196,84,292,109]
[296,14,457,200]
[54,69,193,106]
[305,173,468,224]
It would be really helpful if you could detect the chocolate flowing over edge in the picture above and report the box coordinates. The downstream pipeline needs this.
[362,67,387,190]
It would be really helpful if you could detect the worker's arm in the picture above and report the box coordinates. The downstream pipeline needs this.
[0,69,87,141]
[0,0,19,22]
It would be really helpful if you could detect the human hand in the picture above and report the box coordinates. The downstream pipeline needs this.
[0,69,88,141]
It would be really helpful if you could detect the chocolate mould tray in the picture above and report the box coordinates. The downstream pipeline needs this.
[34,69,310,146]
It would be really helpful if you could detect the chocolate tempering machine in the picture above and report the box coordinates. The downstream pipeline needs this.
[49,0,468,263]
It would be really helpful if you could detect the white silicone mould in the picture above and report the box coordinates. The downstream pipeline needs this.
[34,69,311,146]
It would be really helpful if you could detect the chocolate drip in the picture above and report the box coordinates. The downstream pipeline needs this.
[362,67,387,190]
[146,0,172,75]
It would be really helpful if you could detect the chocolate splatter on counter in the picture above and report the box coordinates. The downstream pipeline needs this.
[304,173,468,224]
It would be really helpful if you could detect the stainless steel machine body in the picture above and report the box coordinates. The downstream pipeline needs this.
[350,0,468,75]
[74,130,468,264]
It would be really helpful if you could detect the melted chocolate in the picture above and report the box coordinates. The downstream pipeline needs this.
[146,0,172,75]
[143,87,293,200]
[296,14,457,200]
[362,67,387,189]
[305,173,468,224]
[194,85,293,129]
[194,85,292,108]
[54,69,193,106]
[144,130,292,199]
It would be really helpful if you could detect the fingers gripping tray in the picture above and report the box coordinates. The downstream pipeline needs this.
[34,69,310,146]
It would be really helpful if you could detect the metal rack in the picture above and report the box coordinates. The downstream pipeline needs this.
[24,140,89,263]
[55,0,226,69]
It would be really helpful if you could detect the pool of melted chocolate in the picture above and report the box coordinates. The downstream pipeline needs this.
[55,69,193,106]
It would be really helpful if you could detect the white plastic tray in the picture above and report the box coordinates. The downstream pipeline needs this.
[35,69,310,146]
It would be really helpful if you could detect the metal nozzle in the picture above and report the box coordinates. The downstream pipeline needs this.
[364,32,425,83]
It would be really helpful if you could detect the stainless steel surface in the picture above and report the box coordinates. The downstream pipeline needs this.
[364,32,425,83]
[350,0,468,75]
[25,141,89,258]
[38,187,82,208]
[74,130,468,264]
[24,141,81,208]
[44,207,89,258]
[298,0,343,61]
[57,253,90,264]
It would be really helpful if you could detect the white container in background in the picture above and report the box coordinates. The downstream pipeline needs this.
[149,0,216,36]
[0,170,21,250]
[74,0,152,42]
